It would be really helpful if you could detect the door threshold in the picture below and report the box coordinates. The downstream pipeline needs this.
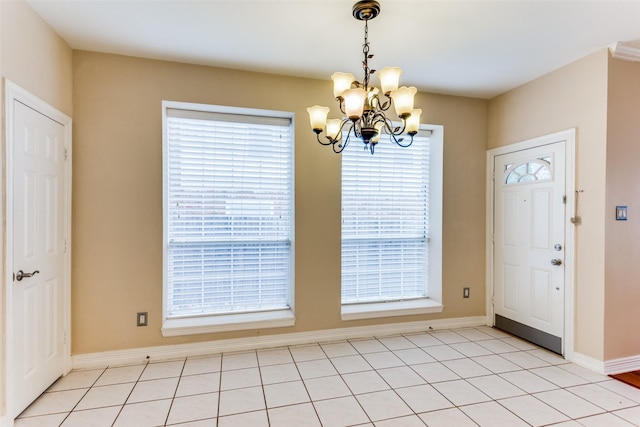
[495,314,562,355]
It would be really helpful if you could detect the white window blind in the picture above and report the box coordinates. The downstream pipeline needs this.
[164,107,293,319]
[341,131,431,304]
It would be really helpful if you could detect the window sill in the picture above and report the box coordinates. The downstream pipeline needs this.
[341,299,443,321]
[161,309,295,337]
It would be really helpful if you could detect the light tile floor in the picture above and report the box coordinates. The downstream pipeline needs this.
[14,326,640,426]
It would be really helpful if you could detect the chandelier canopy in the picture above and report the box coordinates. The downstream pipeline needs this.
[307,0,421,155]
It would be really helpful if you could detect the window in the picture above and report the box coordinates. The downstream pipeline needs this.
[162,102,294,336]
[341,128,443,320]
[505,157,552,184]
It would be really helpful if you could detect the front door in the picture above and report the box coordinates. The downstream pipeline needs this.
[493,141,565,354]
[12,99,68,415]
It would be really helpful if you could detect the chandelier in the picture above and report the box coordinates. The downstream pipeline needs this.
[307,0,421,155]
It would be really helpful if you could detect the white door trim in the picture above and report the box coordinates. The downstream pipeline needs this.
[3,79,72,420]
[486,129,576,361]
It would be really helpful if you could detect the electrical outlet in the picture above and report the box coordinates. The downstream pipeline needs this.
[463,287,470,298]
[137,312,148,327]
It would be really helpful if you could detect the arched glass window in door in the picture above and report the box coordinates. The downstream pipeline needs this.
[504,157,552,184]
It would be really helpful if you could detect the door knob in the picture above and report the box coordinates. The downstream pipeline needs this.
[15,269,40,281]
[550,259,562,266]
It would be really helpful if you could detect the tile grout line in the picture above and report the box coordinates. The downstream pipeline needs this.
[321,339,376,426]
[162,358,187,426]
[215,352,224,423]
[54,366,109,427]
[284,344,324,426]
[256,350,271,426]
[110,359,150,427]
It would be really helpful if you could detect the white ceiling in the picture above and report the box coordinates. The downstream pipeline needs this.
[26,0,640,99]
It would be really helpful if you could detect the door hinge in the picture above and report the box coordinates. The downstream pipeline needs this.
[64,239,67,253]
[64,331,68,344]
[64,148,68,161]
[563,195,567,204]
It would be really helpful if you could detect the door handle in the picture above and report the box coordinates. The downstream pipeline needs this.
[550,259,562,266]
[15,269,40,281]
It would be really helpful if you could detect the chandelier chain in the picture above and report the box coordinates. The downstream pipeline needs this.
[362,20,371,90]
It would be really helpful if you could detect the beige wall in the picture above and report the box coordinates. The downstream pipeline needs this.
[1,0,73,418]
[488,50,610,360]
[71,51,488,355]
[1,0,73,116]
[604,57,640,360]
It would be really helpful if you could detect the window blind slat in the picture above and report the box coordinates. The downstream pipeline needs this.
[341,131,430,304]
[166,109,293,318]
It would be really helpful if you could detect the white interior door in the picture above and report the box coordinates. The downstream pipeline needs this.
[493,141,565,354]
[11,99,68,415]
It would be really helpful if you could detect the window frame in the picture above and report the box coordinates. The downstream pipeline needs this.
[161,100,295,337]
[340,125,444,320]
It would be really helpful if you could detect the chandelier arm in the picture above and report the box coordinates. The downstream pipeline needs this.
[394,133,414,148]
[358,111,374,132]
[338,134,350,153]
[347,117,359,138]
[332,140,347,153]
[385,121,414,147]
[334,121,356,153]
[375,116,413,147]
[315,132,334,146]
[384,116,408,136]
[374,93,392,112]
[337,97,347,115]
[336,117,352,139]
[315,130,349,153]
[319,118,352,152]
[371,112,406,135]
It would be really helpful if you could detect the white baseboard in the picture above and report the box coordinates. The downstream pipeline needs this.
[572,352,606,375]
[72,315,487,370]
[572,351,640,376]
[603,354,640,375]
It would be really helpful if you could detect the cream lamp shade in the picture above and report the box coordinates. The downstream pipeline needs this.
[343,88,367,119]
[406,108,422,134]
[306,105,330,132]
[325,118,343,140]
[331,72,356,98]
[390,86,417,118]
[371,121,385,143]
[378,67,402,95]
